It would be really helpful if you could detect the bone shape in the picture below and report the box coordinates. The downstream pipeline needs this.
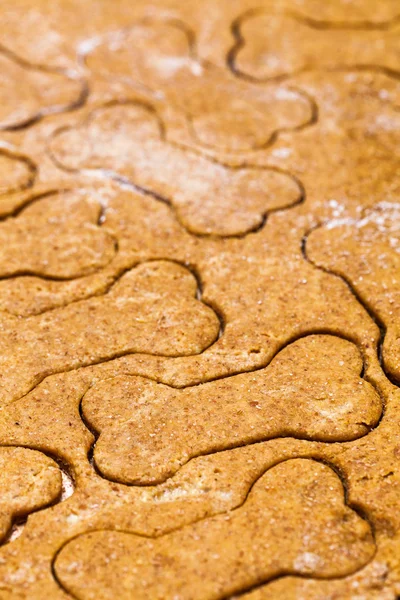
[50,101,302,236]
[230,9,400,82]
[83,18,312,151]
[0,261,220,403]
[83,335,381,484]
[54,459,375,600]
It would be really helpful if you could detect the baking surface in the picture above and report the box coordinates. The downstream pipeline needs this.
[0,0,399,598]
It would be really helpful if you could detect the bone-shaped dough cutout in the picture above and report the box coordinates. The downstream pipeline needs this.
[54,459,375,600]
[0,190,116,278]
[0,447,62,542]
[0,150,36,195]
[83,19,312,151]
[307,203,400,383]
[50,101,302,236]
[83,335,381,485]
[0,47,85,129]
[0,261,220,402]
[230,10,400,82]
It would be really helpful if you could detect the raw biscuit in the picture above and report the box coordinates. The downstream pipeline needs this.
[0,260,220,401]
[54,459,375,600]
[49,100,303,236]
[83,335,381,484]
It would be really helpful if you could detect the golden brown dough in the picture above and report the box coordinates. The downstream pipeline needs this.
[0,190,116,278]
[307,203,400,383]
[0,150,35,195]
[50,100,303,236]
[83,335,381,484]
[230,9,400,81]
[54,459,375,600]
[0,260,220,401]
[0,447,62,542]
[0,1,397,598]
[83,18,313,152]
[0,45,85,129]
